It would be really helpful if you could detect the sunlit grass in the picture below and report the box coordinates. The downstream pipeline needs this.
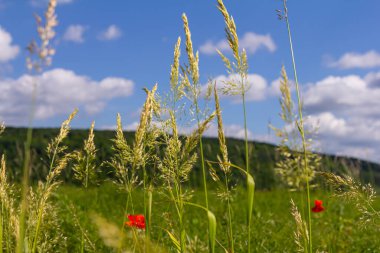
[0,0,378,252]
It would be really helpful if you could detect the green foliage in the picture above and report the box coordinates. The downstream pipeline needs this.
[0,127,378,189]
[50,184,380,252]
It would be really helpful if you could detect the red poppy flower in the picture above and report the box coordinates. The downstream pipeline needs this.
[125,214,146,230]
[311,199,325,213]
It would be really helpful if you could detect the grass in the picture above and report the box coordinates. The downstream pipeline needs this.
[50,183,380,252]
[1,0,379,252]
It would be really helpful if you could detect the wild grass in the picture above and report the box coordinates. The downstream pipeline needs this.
[216,0,255,251]
[55,184,380,252]
[0,0,378,252]
[17,1,59,252]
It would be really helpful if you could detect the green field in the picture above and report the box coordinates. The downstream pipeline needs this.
[51,184,380,252]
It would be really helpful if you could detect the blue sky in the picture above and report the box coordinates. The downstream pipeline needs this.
[1,0,380,162]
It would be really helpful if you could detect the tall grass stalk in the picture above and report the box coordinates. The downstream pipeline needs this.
[0,153,18,253]
[160,109,215,253]
[242,88,252,252]
[17,1,58,252]
[109,84,159,252]
[17,83,37,253]
[72,121,97,252]
[0,134,3,253]
[137,84,159,239]
[164,36,187,252]
[182,13,214,252]
[213,84,234,252]
[31,109,77,253]
[181,13,209,209]
[281,1,313,251]
[216,0,253,250]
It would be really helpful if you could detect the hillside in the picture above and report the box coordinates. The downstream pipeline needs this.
[0,127,379,189]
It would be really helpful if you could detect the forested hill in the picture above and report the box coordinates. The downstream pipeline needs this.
[0,127,379,189]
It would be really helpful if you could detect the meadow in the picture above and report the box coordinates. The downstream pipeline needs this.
[54,184,380,252]
[0,0,379,252]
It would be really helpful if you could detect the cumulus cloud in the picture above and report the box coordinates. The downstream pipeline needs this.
[302,72,380,162]
[98,25,122,41]
[203,73,280,102]
[105,120,255,141]
[0,26,19,62]
[203,123,254,140]
[63,25,86,43]
[199,32,276,55]
[327,50,380,69]
[0,68,134,125]
[303,74,380,117]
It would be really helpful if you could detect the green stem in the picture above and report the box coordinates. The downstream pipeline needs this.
[242,92,252,252]
[199,137,208,209]
[5,209,10,253]
[242,93,250,177]
[283,1,312,252]
[178,181,186,253]
[118,194,130,253]
[80,232,84,253]
[0,202,3,253]
[32,138,61,253]
[85,156,89,189]
[173,156,185,253]
[195,101,209,209]
[17,80,37,253]
[169,180,185,253]
[194,83,211,252]
[225,175,234,253]
[31,202,43,253]
[143,166,150,239]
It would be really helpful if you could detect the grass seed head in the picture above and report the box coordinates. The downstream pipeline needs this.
[217,0,240,63]
[0,122,5,136]
[214,84,230,174]
[72,121,98,187]
[170,37,182,91]
[290,199,309,252]
[26,0,58,72]
[320,172,379,227]
[182,13,199,85]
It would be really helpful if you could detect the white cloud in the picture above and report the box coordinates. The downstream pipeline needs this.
[0,68,134,125]
[199,32,276,55]
[327,50,380,69]
[302,72,380,162]
[204,73,280,102]
[204,123,254,140]
[303,74,380,117]
[307,112,349,138]
[0,26,19,62]
[63,25,86,43]
[107,120,255,142]
[98,25,122,41]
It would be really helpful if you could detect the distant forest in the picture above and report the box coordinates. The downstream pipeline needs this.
[0,127,379,189]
